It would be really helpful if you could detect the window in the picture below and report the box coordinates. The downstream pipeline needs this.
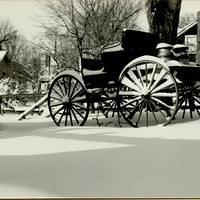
[185,35,197,53]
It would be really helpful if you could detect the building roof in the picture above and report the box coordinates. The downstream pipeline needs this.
[0,51,7,62]
[0,50,32,81]
[177,20,197,38]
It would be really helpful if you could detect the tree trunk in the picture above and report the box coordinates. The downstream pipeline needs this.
[146,0,182,44]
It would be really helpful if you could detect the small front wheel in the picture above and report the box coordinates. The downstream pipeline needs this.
[48,72,89,126]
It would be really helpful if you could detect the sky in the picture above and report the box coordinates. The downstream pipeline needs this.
[0,0,199,41]
[0,0,43,40]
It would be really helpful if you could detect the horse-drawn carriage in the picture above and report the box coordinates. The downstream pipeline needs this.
[47,29,200,127]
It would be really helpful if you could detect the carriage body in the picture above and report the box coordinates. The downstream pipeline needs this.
[82,30,158,88]
[48,29,200,127]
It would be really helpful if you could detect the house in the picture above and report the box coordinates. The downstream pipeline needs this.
[0,50,32,81]
[176,11,200,63]
[0,50,34,97]
[177,20,197,62]
[0,51,10,78]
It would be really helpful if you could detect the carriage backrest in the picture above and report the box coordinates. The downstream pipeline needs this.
[121,29,158,54]
[81,57,103,71]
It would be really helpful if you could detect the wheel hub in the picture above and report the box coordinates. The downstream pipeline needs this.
[62,96,70,105]
[141,88,151,99]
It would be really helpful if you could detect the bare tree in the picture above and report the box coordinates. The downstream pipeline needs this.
[0,19,45,97]
[38,0,143,66]
[0,19,17,50]
[146,0,182,44]
[28,52,42,94]
[83,0,143,55]
[34,27,78,70]
[5,35,28,64]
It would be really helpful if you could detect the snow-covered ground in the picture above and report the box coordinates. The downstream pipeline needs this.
[0,112,200,197]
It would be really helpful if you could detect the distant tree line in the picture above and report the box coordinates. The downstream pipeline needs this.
[0,19,43,99]
[0,0,196,101]
[36,0,144,70]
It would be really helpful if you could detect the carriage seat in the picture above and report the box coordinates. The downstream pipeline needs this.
[156,43,195,65]
[81,57,105,76]
[82,68,105,76]
[81,57,111,88]
[156,43,173,62]
[171,44,190,65]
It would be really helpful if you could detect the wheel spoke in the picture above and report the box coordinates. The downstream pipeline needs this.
[182,97,188,118]
[52,87,63,98]
[120,96,141,108]
[50,95,62,101]
[149,69,167,92]
[119,90,141,96]
[145,62,148,87]
[193,96,200,104]
[152,92,176,97]
[63,77,68,95]
[192,96,200,117]
[127,70,143,90]
[189,100,193,118]
[71,106,85,120]
[52,105,65,117]
[71,106,79,124]
[72,102,88,110]
[69,108,73,126]
[193,85,200,91]
[67,76,72,97]
[100,86,119,118]
[149,99,167,118]
[71,87,84,101]
[151,78,174,94]
[58,107,66,125]
[176,96,185,113]
[127,100,143,119]
[193,93,200,98]
[148,100,158,124]
[104,100,115,116]
[121,77,141,93]
[151,96,173,110]
[112,104,117,117]
[50,102,63,107]
[136,65,144,87]
[135,100,145,126]
[69,79,78,99]
[148,64,157,89]
[65,108,69,126]
[145,100,148,127]
[72,96,87,103]
[56,79,65,96]
[195,105,200,117]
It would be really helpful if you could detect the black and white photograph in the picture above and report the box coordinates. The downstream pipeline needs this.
[0,0,200,198]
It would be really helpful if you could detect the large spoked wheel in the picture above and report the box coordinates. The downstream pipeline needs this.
[101,86,118,118]
[117,56,178,127]
[48,71,89,126]
[177,80,200,118]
